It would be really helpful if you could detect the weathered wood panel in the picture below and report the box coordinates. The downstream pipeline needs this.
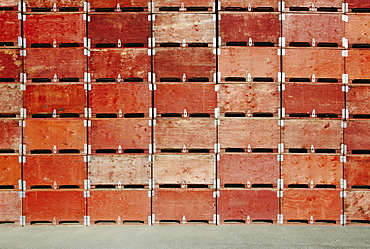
[0,84,22,116]
[346,14,370,47]
[0,191,22,225]
[220,0,279,11]
[0,49,22,82]
[0,156,21,188]
[347,85,370,116]
[347,50,370,81]
[345,155,370,188]
[0,12,20,46]
[345,120,370,152]
[345,191,370,223]
[0,120,21,153]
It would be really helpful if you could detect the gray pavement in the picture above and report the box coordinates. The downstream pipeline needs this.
[1,225,369,249]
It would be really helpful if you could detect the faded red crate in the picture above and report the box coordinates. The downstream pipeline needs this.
[220,0,279,11]
[347,85,370,118]
[218,190,279,224]
[284,0,343,10]
[153,47,215,82]
[89,13,150,47]
[219,47,280,82]
[88,155,151,187]
[282,83,344,117]
[24,48,86,81]
[281,189,342,224]
[347,50,370,82]
[88,190,150,225]
[0,191,22,225]
[23,119,86,154]
[345,120,370,153]
[90,83,151,117]
[153,13,215,45]
[24,13,86,47]
[153,0,214,12]
[218,153,279,188]
[154,83,216,116]
[219,118,280,151]
[0,12,21,47]
[0,49,21,83]
[154,118,216,151]
[89,48,150,82]
[89,118,151,153]
[152,189,216,224]
[282,154,342,188]
[24,83,86,117]
[283,14,344,47]
[0,156,21,189]
[344,191,370,224]
[24,190,86,225]
[24,0,85,11]
[345,155,370,188]
[218,83,280,117]
[23,155,86,189]
[284,48,343,82]
[0,119,21,154]
[347,0,370,9]
[89,0,149,10]
[282,119,343,151]
[0,84,23,117]
[153,154,215,185]
[220,13,281,46]
[0,0,18,8]
[346,14,370,47]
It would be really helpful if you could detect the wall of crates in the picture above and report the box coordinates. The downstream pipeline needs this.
[0,0,370,226]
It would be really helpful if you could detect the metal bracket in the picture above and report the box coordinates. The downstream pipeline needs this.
[213,214,220,224]
[214,85,220,92]
[148,49,155,56]
[83,2,90,12]
[214,72,221,83]
[84,155,91,163]
[342,109,349,119]
[342,38,348,48]
[278,1,285,11]
[84,83,91,91]
[18,156,26,163]
[84,108,92,118]
[84,216,90,226]
[84,191,90,198]
[342,86,349,93]
[84,120,91,127]
[342,50,348,57]
[342,74,348,84]
[278,120,284,127]
[342,3,348,13]
[277,154,284,162]
[84,144,91,154]
[19,191,25,198]
[214,120,220,127]
[278,143,284,153]
[340,156,346,163]
[213,179,220,189]
[279,37,286,47]
[149,84,156,91]
[148,72,156,83]
[213,191,220,198]
[20,216,26,226]
[19,144,26,154]
[277,214,283,225]
[20,50,26,56]
[149,179,154,190]
[149,119,156,127]
[84,72,91,83]
[84,49,90,56]
[278,72,285,83]
[149,108,157,118]
[214,108,220,118]
[148,190,154,197]
[342,15,348,22]
[83,14,90,22]
[279,14,285,21]
[340,191,346,198]
[278,49,285,56]
[341,121,347,129]
[213,48,220,55]
[341,144,347,154]
[214,143,220,153]
[148,155,154,162]
[277,179,284,189]
[340,179,347,189]
[148,14,155,21]
[18,14,26,21]
[340,215,346,225]
[278,108,285,118]
[84,179,91,189]
[277,191,284,198]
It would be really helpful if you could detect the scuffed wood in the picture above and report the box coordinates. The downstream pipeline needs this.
[345,155,370,187]
[345,191,370,222]
[90,0,149,8]
[0,120,21,153]
[347,50,370,81]
[345,120,370,152]
[0,191,22,224]
[0,84,22,115]
[153,0,214,9]
[220,0,279,11]
[0,49,22,81]
[346,14,370,47]
[347,85,370,116]
[24,0,85,8]
[0,156,21,188]
[285,0,343,8]
[0,0,18,7]
[347,0,370,10]
[0,12,20,46]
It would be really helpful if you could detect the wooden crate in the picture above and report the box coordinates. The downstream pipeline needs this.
[154,83,216,116]
[153,0,214,12]
[347,50,370,82]
[281,189,342,225]
[347,85,370,117]
[284,0,343,10]
[0,12,21,47]
[24,0,85,10]
[153,154,216,185]
[218,83,280,117]
[0,49,22,83]
[347,0,370,11]
[345,120,370,153]
[89,0,149,10]
[89,13,150,47]
[346,14,370,48]
[218,189,279,224]
[0,84,23,117]
[281,154,342,188]
[344,191,370,224]
[0,119,21,154]
[218,153,279,188]
[345,155,370,188]
[24,190,86,225]
[152,189,216,224]
[219,0,279,11]
[23,155,86,189]
[219,47,280,82]
[0,156,21,189]
[0,191,22,226]
[88,190,151,225]
[153,13,215,45]
[88,155,151,187]
[89,48,150,82]
[0,0,18,8]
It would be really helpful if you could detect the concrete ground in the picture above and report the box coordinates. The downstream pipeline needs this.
[0,226,369,249]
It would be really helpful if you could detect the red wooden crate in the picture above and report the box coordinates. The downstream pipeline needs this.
[24,83,86,117]
[284,48,343,81]
[88,190,151,225]
[345,155,370,188]
[23,119,86,154]
[0,49,21,83]
[0,156,21,189]
[24,13,86,47]
[282,119,343,151]
[88,155,151,187]
[0,191,22,225]
[281,154,342,188]
[153,0,214,12]
[89,48,150,82]
[218,83,280,117]
[345,120,370,153]
[24,48,86,81]
[0,0,18,8]
[23,155,86,189]
[219,0,279,11]
[0,119,21,154]
[218,153,279,188]
[282,83,344,117]
[347,85,370,117]
[218,189,279,224]
[24,0,85,10]
[89,13,150,47]
[153,154,215,185]
[219,118,280,151]
[346,14,370,47]
[152,189,216,224]
[344,191,370,224]
[153,13,215,45]
[24,190,86,225]
[154,118,216,151]
[347,50,370,82]
[284,0,343,10]
[89,0,149,10]
[89,118,151,153]
[0,12,21,47]
[0,84,23,117]
[219,13,281,46]
[281,189,342,224]
[153,47,215,82]
[283,13,344,47]
[347,0,370,9]
[154,83,216,116]
[219,47,280,82]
